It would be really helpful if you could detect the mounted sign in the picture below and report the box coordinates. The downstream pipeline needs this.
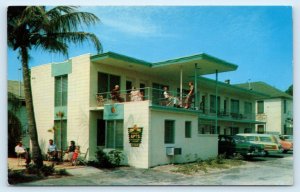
[104,103,124,120]
[128,125,143,147]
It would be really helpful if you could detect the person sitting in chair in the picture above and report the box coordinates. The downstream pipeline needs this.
[111,85,124,102]
[15,141,30,166]
[47,139,58,161]
[64,140,76,161]
[163,87,180,107]
[15,141,26,156]
[130,86,142,102]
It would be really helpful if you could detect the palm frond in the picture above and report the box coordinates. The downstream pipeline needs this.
[49,11,100,33]
[54,32,102,53]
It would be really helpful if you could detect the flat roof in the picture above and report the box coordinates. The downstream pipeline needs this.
[91,51,238,75]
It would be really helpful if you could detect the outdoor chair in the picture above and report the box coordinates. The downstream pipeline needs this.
[73,148,89,166]
[16,152,24,166]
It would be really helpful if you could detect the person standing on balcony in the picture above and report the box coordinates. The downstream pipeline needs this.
[185,82,194,109]
[111,85,124,102]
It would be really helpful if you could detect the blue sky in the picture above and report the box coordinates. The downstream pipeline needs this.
[7,6,293,91]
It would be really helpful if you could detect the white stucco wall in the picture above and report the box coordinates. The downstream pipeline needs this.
[149,110,218,167]
[31,54,92,155]
[123,100,150,168]
[67,54,91,155]
[31,64,55,153]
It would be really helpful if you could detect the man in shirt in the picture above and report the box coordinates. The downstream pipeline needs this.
[47,139,58,161]
[15,141,26,155]
[15,141,30,166]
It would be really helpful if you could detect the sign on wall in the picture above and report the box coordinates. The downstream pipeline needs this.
[104,103,124,120]
[128,125,143,147]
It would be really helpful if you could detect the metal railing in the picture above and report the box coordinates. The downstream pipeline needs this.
[96,87,190,107]
[95,87,257,121]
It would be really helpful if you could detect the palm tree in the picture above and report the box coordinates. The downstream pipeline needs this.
[8,6,102,168]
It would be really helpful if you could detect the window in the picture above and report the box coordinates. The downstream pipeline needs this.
[164,120,175,144]
[210,95,220,113]
[200,95,206,113]
[244,128,252,133]
[230,127,239,135]
[176,88,190,97]
[55,75,68,106]
[284,100,287,114]
[257,125,265,134]
[231,99,239,114]
[97,119,105,146]
[257,101,264,114]
[185,121,192,138]
[98,72,121,97]
[54,120,67,150]
[106,120,124,149]
[223,99,227,113]
[198,124,219,134]
[244,102,252,114]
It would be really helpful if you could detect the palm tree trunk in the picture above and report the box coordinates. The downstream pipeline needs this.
[20,47,43,168]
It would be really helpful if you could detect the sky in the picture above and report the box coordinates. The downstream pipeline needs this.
[7,6,293,91]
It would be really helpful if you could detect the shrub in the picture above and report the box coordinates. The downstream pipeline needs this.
[8,169,42,185]
[90,148,124,168]
[55,169,70,176]
[108,150,124,167]
[25,163,55,176]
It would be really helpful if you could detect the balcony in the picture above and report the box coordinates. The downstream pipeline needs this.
[198,108,256,121]
[95,87,186,107]
[95,87,257,122]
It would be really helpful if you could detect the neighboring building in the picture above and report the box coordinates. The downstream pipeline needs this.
[235,82,293,135]
[31,52,266,168]
[8,80,29,156]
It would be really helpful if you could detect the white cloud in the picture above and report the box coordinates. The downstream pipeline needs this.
[80,6,175,37]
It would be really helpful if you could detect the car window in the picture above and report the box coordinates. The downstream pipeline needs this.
[245,136,256,141]
[259,136,272,142]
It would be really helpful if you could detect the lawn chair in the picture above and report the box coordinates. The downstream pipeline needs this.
[74,148,89,166]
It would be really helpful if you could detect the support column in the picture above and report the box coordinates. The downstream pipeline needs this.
[180,66,183,104]
[194,63,198,110]
[215,70,218,134]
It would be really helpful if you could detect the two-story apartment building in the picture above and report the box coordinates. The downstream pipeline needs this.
[8,80,30,156]
[235,82,293,135]
[31,52,266,168]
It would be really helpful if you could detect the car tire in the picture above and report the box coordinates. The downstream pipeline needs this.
[282,150,288,154]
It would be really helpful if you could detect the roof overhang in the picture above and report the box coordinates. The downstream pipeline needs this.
[90,52,238,76]
[196,77,269,99]
[153,53,238,75]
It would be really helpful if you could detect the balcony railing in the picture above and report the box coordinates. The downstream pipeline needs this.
[95,87,257,121]
[96,87,188,107]
[198,108,256,121]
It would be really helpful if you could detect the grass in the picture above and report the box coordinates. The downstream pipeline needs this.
[171,155,245,175]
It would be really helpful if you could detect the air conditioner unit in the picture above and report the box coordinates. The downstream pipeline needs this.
[166,147,175,156]
[166,147,182,155]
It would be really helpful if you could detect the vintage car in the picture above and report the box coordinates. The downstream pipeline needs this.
[235,134,282,155]
[218,135,265,158]
[280,135,293,142]
[274,135,293,153]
